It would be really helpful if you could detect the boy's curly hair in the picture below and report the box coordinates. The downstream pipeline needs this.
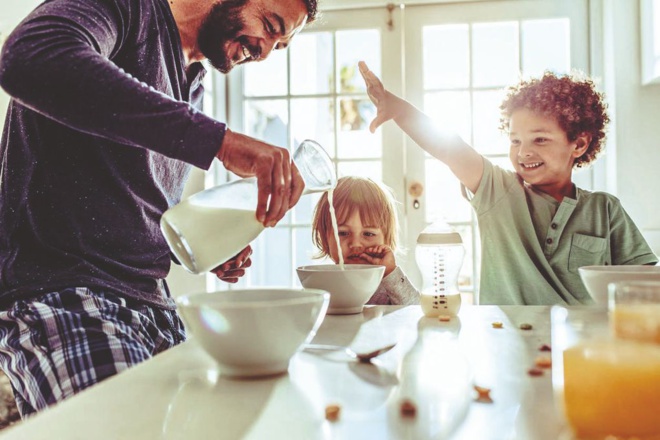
[499,71,610,168]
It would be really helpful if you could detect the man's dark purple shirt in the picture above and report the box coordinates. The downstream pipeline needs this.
[0,0,225,308]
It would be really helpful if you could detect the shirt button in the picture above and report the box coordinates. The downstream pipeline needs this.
[546,238,553,244]
[551,223,558,229]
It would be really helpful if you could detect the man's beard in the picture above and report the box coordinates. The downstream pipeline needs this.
[197,0,256,73]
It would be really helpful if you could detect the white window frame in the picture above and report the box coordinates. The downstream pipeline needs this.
[641,0,660,84]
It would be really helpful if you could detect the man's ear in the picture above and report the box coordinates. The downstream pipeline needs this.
[573,132,592,158]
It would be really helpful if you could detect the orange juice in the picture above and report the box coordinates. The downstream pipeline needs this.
[611,304,660,344]
[563,339,660,439]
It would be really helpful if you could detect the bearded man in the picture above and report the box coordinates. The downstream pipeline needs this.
[0,0,316,417]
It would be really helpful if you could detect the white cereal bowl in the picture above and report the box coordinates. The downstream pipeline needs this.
[176,288,329,378]
[578,265,660,304]
[296,264,385,315]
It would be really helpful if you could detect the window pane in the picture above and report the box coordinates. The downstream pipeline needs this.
[339,97,373,132]
[522,19,570,77]
[244,99,289,144]
[295,226,316,271]
[336,29,381,93]
[424,91,471,144]
[335,97,380,159]
[424,159,472,223]
[293,192,321,225]
[243,49,288,96]
[472,22,519,87]
[291,98,335,156]
[473,89,509,155]
[254,227,291,286]
[423,24,470,89]
[290,32,334,95]
[337,160,381,181]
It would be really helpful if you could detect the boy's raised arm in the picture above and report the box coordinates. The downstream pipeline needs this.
[358,61,484,194]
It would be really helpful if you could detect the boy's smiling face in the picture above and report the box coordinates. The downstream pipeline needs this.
[326,211,385,264]
[508,108,590,201]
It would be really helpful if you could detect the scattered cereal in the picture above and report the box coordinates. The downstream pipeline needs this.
[492,321,503,329]
[519,323,533,330]
[325,404,341,422]
[438,315,451,322]
[538,344,551,352]
[535,356,552,369]
[527,367,544,377]
[473,385,493,404]
[400,399,417,418]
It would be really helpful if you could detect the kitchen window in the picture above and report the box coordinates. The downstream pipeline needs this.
[213,0,591,304]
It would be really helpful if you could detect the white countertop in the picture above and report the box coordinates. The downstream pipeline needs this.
[0,305,569,440]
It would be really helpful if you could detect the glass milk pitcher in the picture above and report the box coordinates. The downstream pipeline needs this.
[161,140,336,274]
[415,222,465,317]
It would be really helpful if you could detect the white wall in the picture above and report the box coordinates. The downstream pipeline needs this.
[601,0,660,254]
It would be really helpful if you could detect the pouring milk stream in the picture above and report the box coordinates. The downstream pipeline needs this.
[161,140,337,274]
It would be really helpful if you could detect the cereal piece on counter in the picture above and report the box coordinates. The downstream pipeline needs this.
[473,385,494,404]
[538,344,552,352]
[492,321,504,329]
[519,323,533,330]
[438,315,451,322]
[400,399,417,418]
[325,404,341,422]
[527,367,544,377]
[535,356,552,369]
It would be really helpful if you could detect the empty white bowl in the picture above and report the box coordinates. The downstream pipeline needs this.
[176,288,329,378]
[296,264,385,314]
[578,265,660,304]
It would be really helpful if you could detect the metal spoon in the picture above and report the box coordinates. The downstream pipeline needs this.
[303,343,397,363]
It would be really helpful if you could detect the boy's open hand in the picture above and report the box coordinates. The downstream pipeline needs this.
[358,61,399,133]
[359,244,396,277]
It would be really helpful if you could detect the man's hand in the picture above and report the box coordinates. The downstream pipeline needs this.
[359,245,396,277]
[211,246,253,283]
[217,130,305,227]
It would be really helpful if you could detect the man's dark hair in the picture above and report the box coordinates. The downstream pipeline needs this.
[302,0,319,23]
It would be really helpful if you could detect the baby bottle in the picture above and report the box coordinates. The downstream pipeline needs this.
[415,222,465,317]
[161,140,336,274]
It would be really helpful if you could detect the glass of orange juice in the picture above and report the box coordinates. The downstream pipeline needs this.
[551,305,660,440]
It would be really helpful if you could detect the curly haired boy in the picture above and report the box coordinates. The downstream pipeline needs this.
[359,63,657,305]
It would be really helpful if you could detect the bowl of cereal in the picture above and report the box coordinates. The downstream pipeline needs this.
[296,264,385,314]
[578,265,660,304]
[177,288,329,378]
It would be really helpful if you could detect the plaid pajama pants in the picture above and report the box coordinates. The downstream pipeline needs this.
[0,287,186,418]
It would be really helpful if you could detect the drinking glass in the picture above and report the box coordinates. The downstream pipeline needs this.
[608,280,660,344]
[551,305,660,440]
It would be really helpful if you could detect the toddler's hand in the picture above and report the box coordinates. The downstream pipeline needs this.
[211,246,253,283]
[359,245,396,277]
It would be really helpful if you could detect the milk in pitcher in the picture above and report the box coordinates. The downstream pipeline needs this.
[161,203,264,274]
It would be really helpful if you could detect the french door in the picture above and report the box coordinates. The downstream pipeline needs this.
[217,0,591,303]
